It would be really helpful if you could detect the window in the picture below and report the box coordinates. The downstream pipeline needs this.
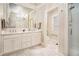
[52,14,59,33]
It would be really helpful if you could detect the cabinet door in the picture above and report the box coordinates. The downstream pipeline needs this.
[31,32,41,46]
[13,37,21,50]
[21,34,32,48]
[0,36,3,53]
[4,35,21,53]
[4,39,14,53]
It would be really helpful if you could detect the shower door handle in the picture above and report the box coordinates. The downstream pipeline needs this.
[70,29,72,35]
[70,6,75,10]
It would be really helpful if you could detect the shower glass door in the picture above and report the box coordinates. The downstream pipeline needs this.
[68,3,79,56]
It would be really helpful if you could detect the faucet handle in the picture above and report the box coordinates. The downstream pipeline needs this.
[23,29,25,32]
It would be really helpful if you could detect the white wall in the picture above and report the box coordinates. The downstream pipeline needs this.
[0,4,3,18]
[0,3,3,54]
[39,4,68,55]
[29,7,45,30]
[58,4,68,55]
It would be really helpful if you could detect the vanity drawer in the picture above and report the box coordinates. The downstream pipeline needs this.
[20,33,30,38]
[21,36,32,48]
[3,35,20,39]
[3,35,21,39]
[31,32,41,39]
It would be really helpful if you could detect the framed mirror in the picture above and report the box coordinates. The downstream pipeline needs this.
[1,3,42,32]
[2,3,33,29]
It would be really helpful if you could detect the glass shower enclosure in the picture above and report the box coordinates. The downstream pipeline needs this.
[68,3,79,56]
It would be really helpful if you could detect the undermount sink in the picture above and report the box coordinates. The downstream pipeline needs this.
[1,28,41,35]
[2,28,28,34]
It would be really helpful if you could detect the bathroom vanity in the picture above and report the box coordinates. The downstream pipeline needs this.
[1,30,42,55]
[0,3,43,55]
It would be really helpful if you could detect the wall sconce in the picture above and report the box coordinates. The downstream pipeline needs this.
[1,19,5,29]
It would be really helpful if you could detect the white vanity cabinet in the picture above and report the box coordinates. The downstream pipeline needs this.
[2,31,42,54]
[31,32,42,46]
[4,38,15,52]
[0,35,3,54]
[3,35,22,53]
[21,33,32,48]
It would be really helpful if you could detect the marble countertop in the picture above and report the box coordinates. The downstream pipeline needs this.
[1,30,42,35]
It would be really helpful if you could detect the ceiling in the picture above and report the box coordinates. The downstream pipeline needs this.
[17,3,44,10]
[28,3,41,6]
